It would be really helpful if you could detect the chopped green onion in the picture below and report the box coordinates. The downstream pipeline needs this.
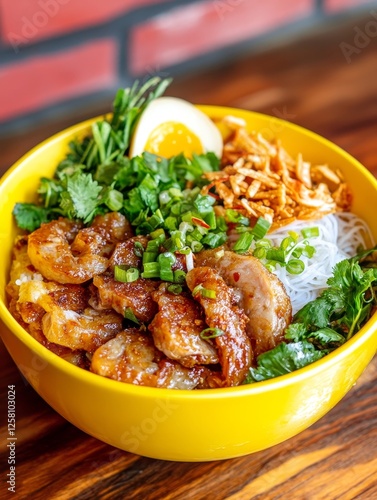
[114,265,128,282]
[141,262,160,278]
[134,241,144,258]
[233,232,253,253]
[158,252,176,281]
[301,227,319,238]
[192,284,216,299]
[158,252,176,266]
[253,247,267,259]
[281,236,295,251]
[286,259,305,274]
[177,246,191,255]
[216,216,228,232]
[167,284,182,294]
[255,238,272,249]
[226,209,249,226]
[191,240,203,253]
[303,244,316,258]
[192,284,203,296]
[266,248,286,263]
[146,239,159,252]
[288,231,299,241]
[148,209,164,230]
[174,270,186,283]
[150,228,165,240]
[251,217,271,239]
[114,266,139,283]
[200,327,225,339]
[202,232,227,248]
[165,216,178,231]
[204,211,216,229]
[201,288,216,299]
[126,267,139,282]
[190,228,204,241]
[124,307,140,325]
[142,251,158,264]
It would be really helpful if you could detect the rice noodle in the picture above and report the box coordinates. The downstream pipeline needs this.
[262,212,374,314]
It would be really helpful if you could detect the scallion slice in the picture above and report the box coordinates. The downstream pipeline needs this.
[114,266,139,283]
[133,241,144,258]
[167,284,182,294]
[251,217,271,239]
[286,258,305,274]
[200,327,224,339]
[174,270,186,283]
[266,248,286,263]
[124,307,140,324]
[141,262,160,278]
[233,232,253,253]
[201,288,216,299]
[192,284,216,299]
[301,227,319,239]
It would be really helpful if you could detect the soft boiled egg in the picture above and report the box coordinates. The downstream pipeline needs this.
[129,97,223,159]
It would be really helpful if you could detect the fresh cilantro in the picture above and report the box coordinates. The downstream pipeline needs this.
[246,341,326,383]
[58,172,103,223]
[248,249,377,383]
[12,203,54,232]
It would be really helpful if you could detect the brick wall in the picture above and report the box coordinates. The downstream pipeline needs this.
[0,0,376,131]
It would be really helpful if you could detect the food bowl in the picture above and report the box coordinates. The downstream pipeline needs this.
[1,106,377,462]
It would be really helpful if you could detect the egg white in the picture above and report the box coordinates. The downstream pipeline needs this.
[129,97,223,158]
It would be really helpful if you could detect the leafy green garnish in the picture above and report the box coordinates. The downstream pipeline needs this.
[247,247,377,382]
[246,341,326,383]
[13,203,55,232]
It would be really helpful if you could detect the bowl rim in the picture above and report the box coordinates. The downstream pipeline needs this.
[1,105,377,399]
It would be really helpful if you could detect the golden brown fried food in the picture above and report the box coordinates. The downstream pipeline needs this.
[18,280,123,352]
[109,235,148,270]
[27,213,131,284]
[195,249,292,357]
[91,273,159,323]
[91,329,211,389]
[186,266,252,387]
[149,284,219,368]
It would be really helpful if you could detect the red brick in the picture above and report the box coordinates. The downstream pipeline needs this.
[0,38,117,122]
[0,0,168,45]
[129,0,315,76]
[325,0,375,12]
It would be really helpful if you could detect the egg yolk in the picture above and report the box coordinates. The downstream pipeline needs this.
[144,122,203,158]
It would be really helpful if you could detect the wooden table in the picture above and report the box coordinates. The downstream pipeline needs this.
[1,13,377,500]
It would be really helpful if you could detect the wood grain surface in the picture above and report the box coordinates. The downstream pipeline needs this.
[1,13,377,500]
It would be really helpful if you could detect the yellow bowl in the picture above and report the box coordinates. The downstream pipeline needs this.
[1,106,377,461]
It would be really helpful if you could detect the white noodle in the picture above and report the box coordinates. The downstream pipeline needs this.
[262,213,374,314]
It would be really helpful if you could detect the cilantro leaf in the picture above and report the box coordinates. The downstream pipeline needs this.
[13,203,54,232]
[247,341,326,382]
[60,172,102,223]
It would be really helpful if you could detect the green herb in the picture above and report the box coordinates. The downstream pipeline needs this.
[114,266,139,283]
[200,327,225,339]
[124,307,140,325]
[13,203,55,232]
[247,246,377,382]
[251,217,271,239]
[246,341,326,383]
[192,284,216,299]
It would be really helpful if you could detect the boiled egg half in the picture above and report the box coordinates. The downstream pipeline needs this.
[129,97,223,159]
